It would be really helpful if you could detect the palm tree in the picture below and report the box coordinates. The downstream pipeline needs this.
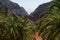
[37,0,60,40]
[0,8,35,40]
[50,0,60,10]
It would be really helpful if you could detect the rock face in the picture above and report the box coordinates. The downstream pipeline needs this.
[0,0,28,16]
[30,2,52,21]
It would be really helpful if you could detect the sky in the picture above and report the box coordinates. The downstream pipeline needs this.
[10,0,52,14]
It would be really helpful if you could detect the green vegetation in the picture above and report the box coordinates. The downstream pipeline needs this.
[37,0,60,40]
[37,10,60,40]
[0,8,36,40]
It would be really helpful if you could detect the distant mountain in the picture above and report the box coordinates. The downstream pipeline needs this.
[0,0,28,16]
[30,2,52,22]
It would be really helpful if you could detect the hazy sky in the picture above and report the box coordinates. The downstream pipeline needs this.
[10,0,52,14]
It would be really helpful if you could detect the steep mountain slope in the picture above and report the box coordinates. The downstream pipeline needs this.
[30,2,52,22]
[0,0,28,16]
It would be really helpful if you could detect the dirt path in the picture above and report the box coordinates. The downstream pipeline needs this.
[34,32,42,40]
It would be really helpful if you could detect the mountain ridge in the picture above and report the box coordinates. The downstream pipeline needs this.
[0,0,28,17]
[29,2,52,22]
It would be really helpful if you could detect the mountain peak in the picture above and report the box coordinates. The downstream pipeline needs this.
[0,0,28,16]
